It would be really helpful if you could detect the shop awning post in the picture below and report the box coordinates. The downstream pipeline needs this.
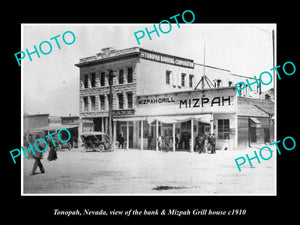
[126,121,129,150]
[172,123,176,152]
[156,120,158,151]
[190,119,194,153]
[141,121,144,150]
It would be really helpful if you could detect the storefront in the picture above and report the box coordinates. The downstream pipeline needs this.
[113,86,238,152]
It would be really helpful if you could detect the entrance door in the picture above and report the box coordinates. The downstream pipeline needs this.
[250,127,257,142]
[120,123,134,148]
[264,128,270,143]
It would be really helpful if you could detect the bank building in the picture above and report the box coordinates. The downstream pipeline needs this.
[75,47,275,152]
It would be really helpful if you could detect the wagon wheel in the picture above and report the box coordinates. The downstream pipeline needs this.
[98,144,105,152]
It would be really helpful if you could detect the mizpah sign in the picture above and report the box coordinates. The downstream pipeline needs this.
[136,87,237,116]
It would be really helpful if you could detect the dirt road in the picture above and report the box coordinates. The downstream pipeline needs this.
[23,147,275,195]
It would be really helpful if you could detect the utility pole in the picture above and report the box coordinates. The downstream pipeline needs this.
[108,70,115,151]
[202,42,205,89]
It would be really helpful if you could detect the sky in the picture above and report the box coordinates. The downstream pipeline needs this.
[22,23,276,116]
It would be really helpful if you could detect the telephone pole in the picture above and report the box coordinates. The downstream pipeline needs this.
[108,70,115,151]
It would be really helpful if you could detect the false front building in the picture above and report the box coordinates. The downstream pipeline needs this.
[75,47,274,151]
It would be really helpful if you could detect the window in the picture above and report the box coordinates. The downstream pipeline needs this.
[100,72,105,86]
[118,93,124,109]
[91,73,96,87]
[127,92,133,109]
[84,75,89,88]
[90,96,96,111]
[83,96,89,112]
[166,70,171,84]
[127,67,133,83]
[218,119,230,140]
[100,95,105,110]
[181,73,186,86]
[189,74,194,88]
[119,69,124,84]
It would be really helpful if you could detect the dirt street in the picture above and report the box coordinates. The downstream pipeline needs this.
[23,147,275,195]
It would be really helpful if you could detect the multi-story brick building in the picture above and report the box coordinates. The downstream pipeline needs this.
[75,47,273,151]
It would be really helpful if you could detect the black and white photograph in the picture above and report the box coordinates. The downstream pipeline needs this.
[4,5,298,224]
[21,24,276,195]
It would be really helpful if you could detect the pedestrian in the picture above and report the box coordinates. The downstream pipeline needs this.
[47,135,58,161]
[194,134,200,151]
[210,133,217,154]
[30,135,45,175]
[164,135,170,152]
[176,132,181,149]
[198,135,205,153]
[148,135,153,150]
[118,133,125,149]
[157,135,162,151]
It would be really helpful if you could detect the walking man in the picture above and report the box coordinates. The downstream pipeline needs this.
[30,135,46,175]
[210,133,217,154]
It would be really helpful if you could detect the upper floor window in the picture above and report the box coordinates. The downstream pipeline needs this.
[127,67,133,83]
[90,96,96,111]
[166,70,171,84]
[84,75,89,88]
[83,96,89,112]
[91,73,96,87]
[100,72,105,86]
[100,95,105,110]
[189,74,194,88]
[119,69,124,84]
[118,93,124,109]
[127,92,133,109]
[181,73,186,87]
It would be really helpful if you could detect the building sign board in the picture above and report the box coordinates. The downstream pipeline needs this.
[136,88,237,116]
[139,49,194,68]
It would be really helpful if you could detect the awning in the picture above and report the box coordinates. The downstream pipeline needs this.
[250,117,262,128]
[28,124,79,132]
[113,117,146,122]
[113,114,212,124]
[250,117,261,124]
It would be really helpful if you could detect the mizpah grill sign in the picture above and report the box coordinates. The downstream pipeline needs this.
[136,88,236,115]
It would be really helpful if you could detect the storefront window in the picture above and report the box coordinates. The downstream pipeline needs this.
[218,119,230,139]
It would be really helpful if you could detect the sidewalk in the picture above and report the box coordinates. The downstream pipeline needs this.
[23,147,276,195]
